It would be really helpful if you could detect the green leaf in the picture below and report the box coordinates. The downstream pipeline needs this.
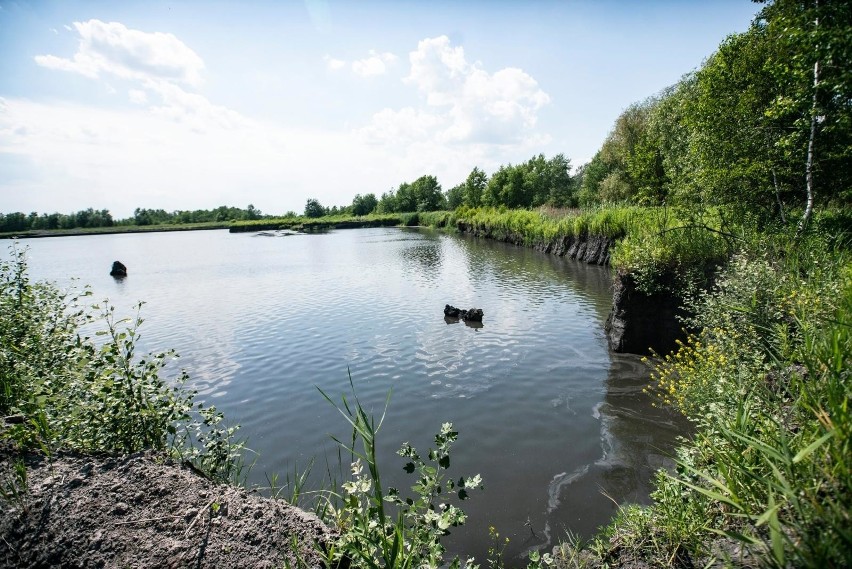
[792,431,833,463]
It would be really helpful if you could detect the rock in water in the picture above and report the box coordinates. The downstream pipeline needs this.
[444,304,484,322]
[110,261,127,278]
[464,308,484,322]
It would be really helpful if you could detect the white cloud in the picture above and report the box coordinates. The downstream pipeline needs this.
[0,93,513,218]
[33,20,242,134]
[128,89,148,104]
[3,27,551,218]
[324,54,346,71]
[324,50,397,77]
[360,107,442,144]
[35,19,205,86]
[144,79,247,132]
[361,35,550,147]
[351,50,397,77]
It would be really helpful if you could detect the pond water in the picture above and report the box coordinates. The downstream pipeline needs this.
[16,227,686,565]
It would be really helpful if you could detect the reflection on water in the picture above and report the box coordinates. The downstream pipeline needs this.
[519,354,690,560]
[16,228,688,567]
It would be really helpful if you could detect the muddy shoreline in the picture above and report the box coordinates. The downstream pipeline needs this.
[0,447,333,568]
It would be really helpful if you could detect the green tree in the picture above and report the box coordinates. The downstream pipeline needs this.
[758,0,852,231]
[351,193,378,216]
[395,182,417,212]
[304,198,327,218]
[410,175,445,211]
[445,184,465,210]
[376,190,398,213]
[246,204,261,220]
[462,167,488,207]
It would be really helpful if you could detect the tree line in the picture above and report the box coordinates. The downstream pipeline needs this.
[575,0,850,230]
[303,153,577,218]
[304,0,847,231]
[0,205,263,233]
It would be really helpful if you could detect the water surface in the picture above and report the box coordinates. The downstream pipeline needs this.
[16,228,686,564]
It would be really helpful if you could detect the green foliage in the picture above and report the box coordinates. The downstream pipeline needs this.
[449,205,731,297]
[352,193,379,217]
[445,184,465,210]
[304,198,328,219]
[579,0,852,226]
[0,205,264,235]
[0,458,29,514]
[463,167,488,208]
[481,154,574,209]
[128,204,262,226]
[0,245,245,483]
[581,235,852,568]
[378,175,447,214]
[451,205,640,244]
[319,381,483,569]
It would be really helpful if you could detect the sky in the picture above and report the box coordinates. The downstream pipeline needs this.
[0,0,761,219]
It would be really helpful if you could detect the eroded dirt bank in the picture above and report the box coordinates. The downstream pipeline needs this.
[0,448,333,568]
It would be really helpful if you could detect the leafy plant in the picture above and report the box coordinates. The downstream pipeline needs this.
[319,378,483,569]
[0,245,246,483]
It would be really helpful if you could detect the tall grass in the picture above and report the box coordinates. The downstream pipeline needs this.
[446,206,732,296]
[562,235,852,568]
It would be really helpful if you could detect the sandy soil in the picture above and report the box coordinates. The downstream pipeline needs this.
[0,447,334,568]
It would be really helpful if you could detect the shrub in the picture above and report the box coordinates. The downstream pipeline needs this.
[0,245,246,483]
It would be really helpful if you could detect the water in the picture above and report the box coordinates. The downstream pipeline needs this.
[13,227,687,564]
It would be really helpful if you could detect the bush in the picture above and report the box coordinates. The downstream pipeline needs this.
[0,245,246,483]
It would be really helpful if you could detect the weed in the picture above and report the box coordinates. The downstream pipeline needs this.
[318,376,483,569]
[0,244,246,483]
[0,458,28,514]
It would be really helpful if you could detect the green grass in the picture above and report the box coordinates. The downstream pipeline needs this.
[446,206,733,295]
[557,235,852,568]
[229,213,409,232]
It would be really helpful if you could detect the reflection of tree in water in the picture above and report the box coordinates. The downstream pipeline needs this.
[450,234,613,320]
[531,354,692,559]
[596,354,691,504]
[399,241,444,285]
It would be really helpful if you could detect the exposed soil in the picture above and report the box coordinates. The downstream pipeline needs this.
[0,447,334,568]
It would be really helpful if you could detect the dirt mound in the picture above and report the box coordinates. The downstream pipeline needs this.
[0,448,334,568]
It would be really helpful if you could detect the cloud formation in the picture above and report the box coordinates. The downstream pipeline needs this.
[324,50,397,77]
[323,55,346,71]
[352,50,397,77]
[5,23,552,217]
[34,19,242,133]
[35,19,204,86]
[361,36,550,146]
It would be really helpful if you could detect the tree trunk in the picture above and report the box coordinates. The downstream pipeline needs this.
[798,3,820,237]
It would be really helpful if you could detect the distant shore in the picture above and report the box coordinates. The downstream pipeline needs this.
[0,222,230,240]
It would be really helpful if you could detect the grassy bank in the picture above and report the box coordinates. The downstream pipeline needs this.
[442,206,734,296]
[230,213,412,232]
[0,221,230,240]
[553,233,851,568]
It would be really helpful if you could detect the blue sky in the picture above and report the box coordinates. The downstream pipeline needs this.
[0,0,760,219]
